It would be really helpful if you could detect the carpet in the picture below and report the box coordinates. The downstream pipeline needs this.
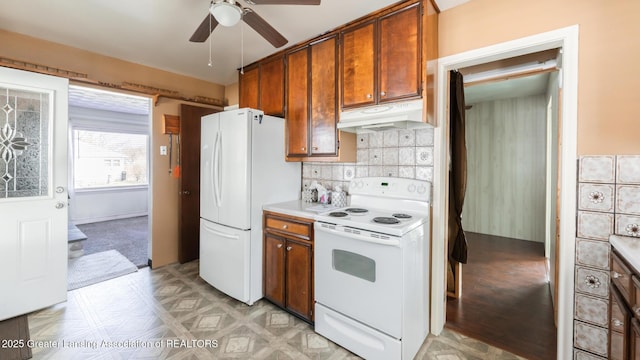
[68,250,138,290]
[77,216,148,268]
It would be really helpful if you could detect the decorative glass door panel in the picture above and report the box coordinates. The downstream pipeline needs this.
[0,87,50,199]
[0,67,68,321]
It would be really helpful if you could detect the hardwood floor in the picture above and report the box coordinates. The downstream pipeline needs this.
[445,232,557,360]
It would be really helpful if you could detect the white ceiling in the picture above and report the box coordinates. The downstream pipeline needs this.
[464,73,551,105]
[0,0,469,87]
[69,86,151,115]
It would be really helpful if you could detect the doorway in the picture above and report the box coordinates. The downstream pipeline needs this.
[431,26,579,360]
[67,86,152,271]
[445,67,560,359]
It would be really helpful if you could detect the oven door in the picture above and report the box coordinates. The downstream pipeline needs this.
[314,222,402,338]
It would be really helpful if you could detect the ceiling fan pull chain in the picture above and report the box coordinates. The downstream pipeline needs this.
[240,13,244,75]
[208,11,213,67]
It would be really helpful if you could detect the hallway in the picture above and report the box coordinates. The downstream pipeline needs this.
[446,232,557,360]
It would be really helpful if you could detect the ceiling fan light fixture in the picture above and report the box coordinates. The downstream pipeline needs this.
[209,0,242,27]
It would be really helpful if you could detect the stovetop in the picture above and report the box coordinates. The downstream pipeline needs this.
[315,205,428,237]
[312,177,431,237]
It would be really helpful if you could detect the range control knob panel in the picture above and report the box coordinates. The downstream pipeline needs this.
[348,177,430,201]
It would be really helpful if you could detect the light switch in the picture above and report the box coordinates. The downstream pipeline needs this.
[160,146,167,155]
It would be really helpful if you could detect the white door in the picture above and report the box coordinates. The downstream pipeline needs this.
[200,113,220,223]
[218,110,251,230]
[199,218,250,303]
[0,68,69,321]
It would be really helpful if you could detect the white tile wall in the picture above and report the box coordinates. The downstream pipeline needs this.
[574,293,609,327]
[575,238,610,270]
[576,211,614,240]
[302,128,434,192]
[616,185,640,215]
[617,155,640,184]
[578,155,616,183]
[578,183,615,213]
[574,321,608,358]
[574,349,606,360]
[574,154,640,356]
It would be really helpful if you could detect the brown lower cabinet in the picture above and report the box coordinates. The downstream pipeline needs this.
[632,319,640,359]
[263,211,314,322]
[611,283,631,360]
[610,248,640,360]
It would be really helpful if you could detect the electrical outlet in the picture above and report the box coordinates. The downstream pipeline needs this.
[160,146,167,155]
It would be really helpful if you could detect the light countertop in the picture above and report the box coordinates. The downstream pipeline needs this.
[263,200,337,220]
[610,234,640,273]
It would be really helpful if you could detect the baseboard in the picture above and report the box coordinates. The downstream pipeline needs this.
[71,212,148,225]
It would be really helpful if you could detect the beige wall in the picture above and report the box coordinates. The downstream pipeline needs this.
[438,0,640,155]
[0,30,225,101]
[0,29,226,268]
[225,82,240,107]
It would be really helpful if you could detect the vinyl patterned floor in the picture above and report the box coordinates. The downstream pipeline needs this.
[28,261,525,359]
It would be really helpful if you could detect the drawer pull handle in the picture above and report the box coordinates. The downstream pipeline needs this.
[613,271,624,279]
[282,224,288,229]
[286,246,292,251]
[276,244,283,248]
[613,319,623,327]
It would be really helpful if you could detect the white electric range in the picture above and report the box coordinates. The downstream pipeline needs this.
[313,177,431,360]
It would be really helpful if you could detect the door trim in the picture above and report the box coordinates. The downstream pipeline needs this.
[431,25,579,360]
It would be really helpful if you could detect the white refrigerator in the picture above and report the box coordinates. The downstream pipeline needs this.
[200,108,300,305]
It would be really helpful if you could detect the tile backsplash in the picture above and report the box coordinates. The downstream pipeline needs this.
[573,154,640,358]
[302,128,434,193]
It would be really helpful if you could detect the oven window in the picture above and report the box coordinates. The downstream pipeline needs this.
[332,250,376,282]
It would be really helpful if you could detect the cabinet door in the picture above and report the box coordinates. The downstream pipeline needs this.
[378,3,421,103]
[611,284,631,360]
[632,318,640,360]
[285,47,309,157]
[260,56,285,116]
[285,239,312,320]
[310,36,338,157]
[264,233,286,307]
[341,21,375,109]
[239,65,259,109]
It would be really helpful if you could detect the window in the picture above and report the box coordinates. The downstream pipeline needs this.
[73,130,148,189]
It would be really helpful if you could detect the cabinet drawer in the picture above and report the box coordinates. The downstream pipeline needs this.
[265,216,312,239]
[612,250,634,305]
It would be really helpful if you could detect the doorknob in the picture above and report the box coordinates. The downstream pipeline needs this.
[182,190,191,195]
[55,202,65,209]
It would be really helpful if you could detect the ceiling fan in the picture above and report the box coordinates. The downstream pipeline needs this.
[189,0,321,48]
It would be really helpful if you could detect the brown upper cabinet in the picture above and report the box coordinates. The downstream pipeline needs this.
[239,64,259,110]
[285,35,343,159]
[239,55,285,116]
[341,2,422,109]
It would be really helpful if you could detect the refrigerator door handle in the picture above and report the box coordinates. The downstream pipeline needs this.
[202,221,240,240]
[215,132,223,206]
[213,131,221,206]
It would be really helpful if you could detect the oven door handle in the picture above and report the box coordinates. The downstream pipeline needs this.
[315,223,401,246]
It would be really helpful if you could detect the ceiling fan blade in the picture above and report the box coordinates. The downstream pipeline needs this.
[247,0,320,4]
[189,14,219,42]
[242,9,288,48]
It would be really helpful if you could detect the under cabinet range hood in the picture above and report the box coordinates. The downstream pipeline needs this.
[338,99,428,133]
